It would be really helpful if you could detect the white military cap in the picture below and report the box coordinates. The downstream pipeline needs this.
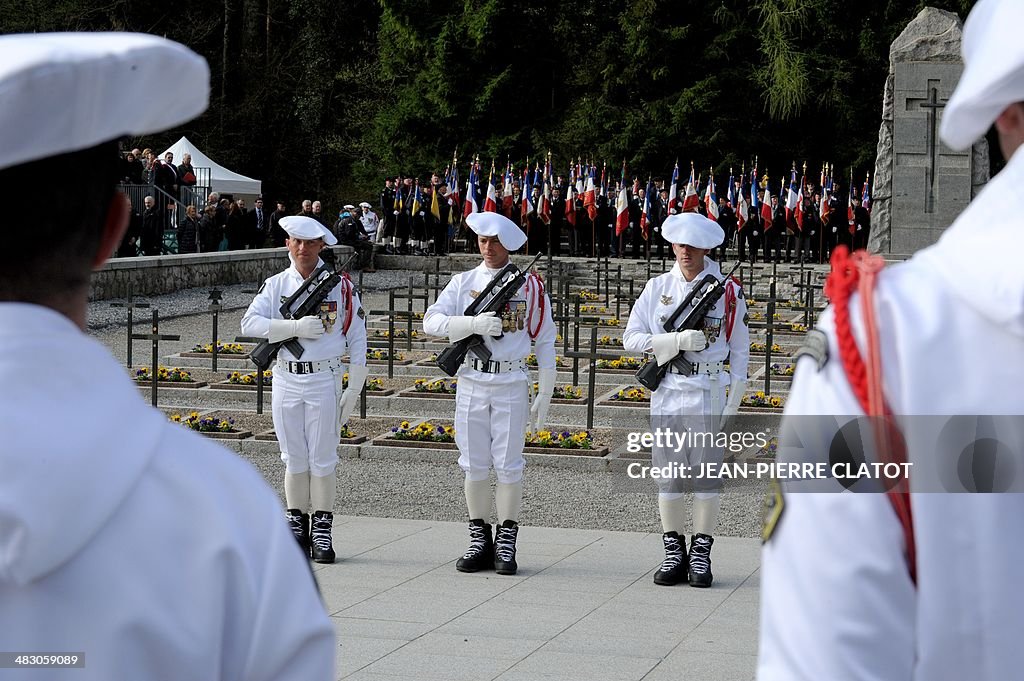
[661,212,724,249]
[344,204,355,210]
[0,32,209,171]
[465,211,527,251]
[941,0,1024,151]
[359,201,371,208]
[280,215,337,246]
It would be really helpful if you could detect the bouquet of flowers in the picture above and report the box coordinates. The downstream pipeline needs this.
[610,386,650,402]
[226,370,272,384]
[171,411,236,432]
[596,355,643,370]
[525,429,594,450]
[740,391,784,408]
[413,378,458,394]
[192,341,246,354]
[390,420,455,443]
[136,366,193,382]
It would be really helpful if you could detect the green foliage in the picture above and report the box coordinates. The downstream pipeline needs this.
[0,0,979,205]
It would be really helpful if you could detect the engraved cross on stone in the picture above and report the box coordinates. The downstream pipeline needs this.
[907,80,948,213]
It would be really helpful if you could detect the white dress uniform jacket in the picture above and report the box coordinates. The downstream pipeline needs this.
[241,257,367,475]
[757,145,1024,680]
[0,304,334,681]
[423,262,556,483]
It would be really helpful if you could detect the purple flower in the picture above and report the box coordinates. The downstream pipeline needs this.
[561,431,570,438]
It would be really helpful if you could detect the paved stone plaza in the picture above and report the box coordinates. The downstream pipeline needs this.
[317,516,760,681]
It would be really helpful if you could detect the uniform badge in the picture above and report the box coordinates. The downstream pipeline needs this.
[794,329,829,371]
[356,307,366,319]
[660,294,674,306]
[761,477,785,543]
[319,300,338,331]
[469,290,480,299]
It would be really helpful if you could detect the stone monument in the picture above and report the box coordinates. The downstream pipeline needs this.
[869,7,989,256]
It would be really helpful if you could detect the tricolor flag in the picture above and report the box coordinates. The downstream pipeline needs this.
[583,165,597,220]
[862,171,872,213]
[761,181,774,231]
[484,162,499,213]
[521,167,533,227]
[785,168,800,232]
[668,161,680,214]
[501,163,514,218]
[640,176,653,240]
[704,172,719,220]
[575,161,584,199]
[615,161,629,236]
[682,165,699,212]
[565,164,577,227]
[794,173,806,231]
[736,179,748,231]
[463,161,479,218]
[537,163,551,225]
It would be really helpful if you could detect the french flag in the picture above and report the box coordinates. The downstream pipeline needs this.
[521,168,533,227]
[668,162,680,214]
[583,165,597,220]
[483,163,499,213]
[640,177,653,239]
[537,163,551,225]
[615,162,629,236]
[761,182,774,231]
[463,161,479,218]
[682,167,699,212]
[785,168,800,231]
[501,164,514,218]
[565,165,577,227]
[704,173,719,220]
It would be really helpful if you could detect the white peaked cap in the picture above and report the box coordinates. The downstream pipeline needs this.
[0,32,209,171]
[466,211,527,251]
[661,212,724,249]
[941,0,1024,151]
[280,215,337,246]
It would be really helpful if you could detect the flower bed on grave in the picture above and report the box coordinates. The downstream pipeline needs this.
[605,386,650,405]
[398,377,458,399]
[383,420,456,447]
[748,311,781,322]
[786,322,809,333]
[188,342,245,352]
[254,421,368,444]
[579,304,610,314]
[596,334,623,347]
[750,342,783,354]
[372,329,418,339]
[741,391,785,409]
[341,373,393,395]
[597,317,622,327]
[525,429,608,457]
[365,348,410,364]
[526,354,571,368]
[134,366,207,388]
[577,288,600,301]
[596,355,643,373]
[769,363,794,377]
[170,411,251,439]
[374,421,609,457]
[534,383,585,403]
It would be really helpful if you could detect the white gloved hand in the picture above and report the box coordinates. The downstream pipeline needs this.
[268,317,324,343]
[719,378,746,430]
[529,368,557,434]
[447,312,502,342]
[339,364,370,425]
[675,329,707,351]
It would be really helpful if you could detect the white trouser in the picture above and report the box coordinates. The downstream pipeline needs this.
[454,373,529,484]
[271,366,342,476]
[650,381,726,496]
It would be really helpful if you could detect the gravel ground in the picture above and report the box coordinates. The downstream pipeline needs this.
[89,277,770,539]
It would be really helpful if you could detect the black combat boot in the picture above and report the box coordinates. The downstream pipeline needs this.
[493,520,520,575]
[286,508,311,557]
[456,519,494,573]
[310,510,336,564]
[688,533,715,588]
[653,531,688,586]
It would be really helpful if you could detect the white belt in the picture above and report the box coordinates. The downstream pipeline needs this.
[667,360,725,376]
[469,358,526,374]
[277,357,343,375]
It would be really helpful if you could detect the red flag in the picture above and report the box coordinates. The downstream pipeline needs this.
[682,166,699,212]
[501,163,514,218]
[615,162,629,236]
[565,165,577,227]
[704,173,719,220]
[760,183,773,231]
[483,162,498,213]
[537,163,551,225]
[583,165,597,220]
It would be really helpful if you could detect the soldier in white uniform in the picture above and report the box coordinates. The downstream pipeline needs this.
[624,213,749,587]
[241,217,368,563]
[758,1,1024,678]
[0,33,334,680]
[422,212,556,575]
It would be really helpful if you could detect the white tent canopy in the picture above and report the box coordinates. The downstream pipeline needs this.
[160,136,262,197]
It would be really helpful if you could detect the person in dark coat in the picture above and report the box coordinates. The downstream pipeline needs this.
[177,204,200,253]
[140,195,163,256]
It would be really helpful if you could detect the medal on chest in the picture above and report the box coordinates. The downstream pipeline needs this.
[502,299,527,333]
[319,300,338,332]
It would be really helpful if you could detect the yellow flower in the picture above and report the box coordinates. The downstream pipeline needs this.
[400,420,410,429]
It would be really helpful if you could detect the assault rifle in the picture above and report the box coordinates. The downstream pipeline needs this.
[436,252,544,377]
[634,261,742,391]
[249,251,356,370]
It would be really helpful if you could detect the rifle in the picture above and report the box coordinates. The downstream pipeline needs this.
[436,252,544,377]
[249,251,357,370]
[635,261,742,391]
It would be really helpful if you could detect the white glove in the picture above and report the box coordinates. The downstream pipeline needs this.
[268,317,324,343]
[393,210,399,215]
[719,378,746,430]
[832,226,838,233]
[447,312,501,342]
[529,368,557,433]
[339,364,369,425]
